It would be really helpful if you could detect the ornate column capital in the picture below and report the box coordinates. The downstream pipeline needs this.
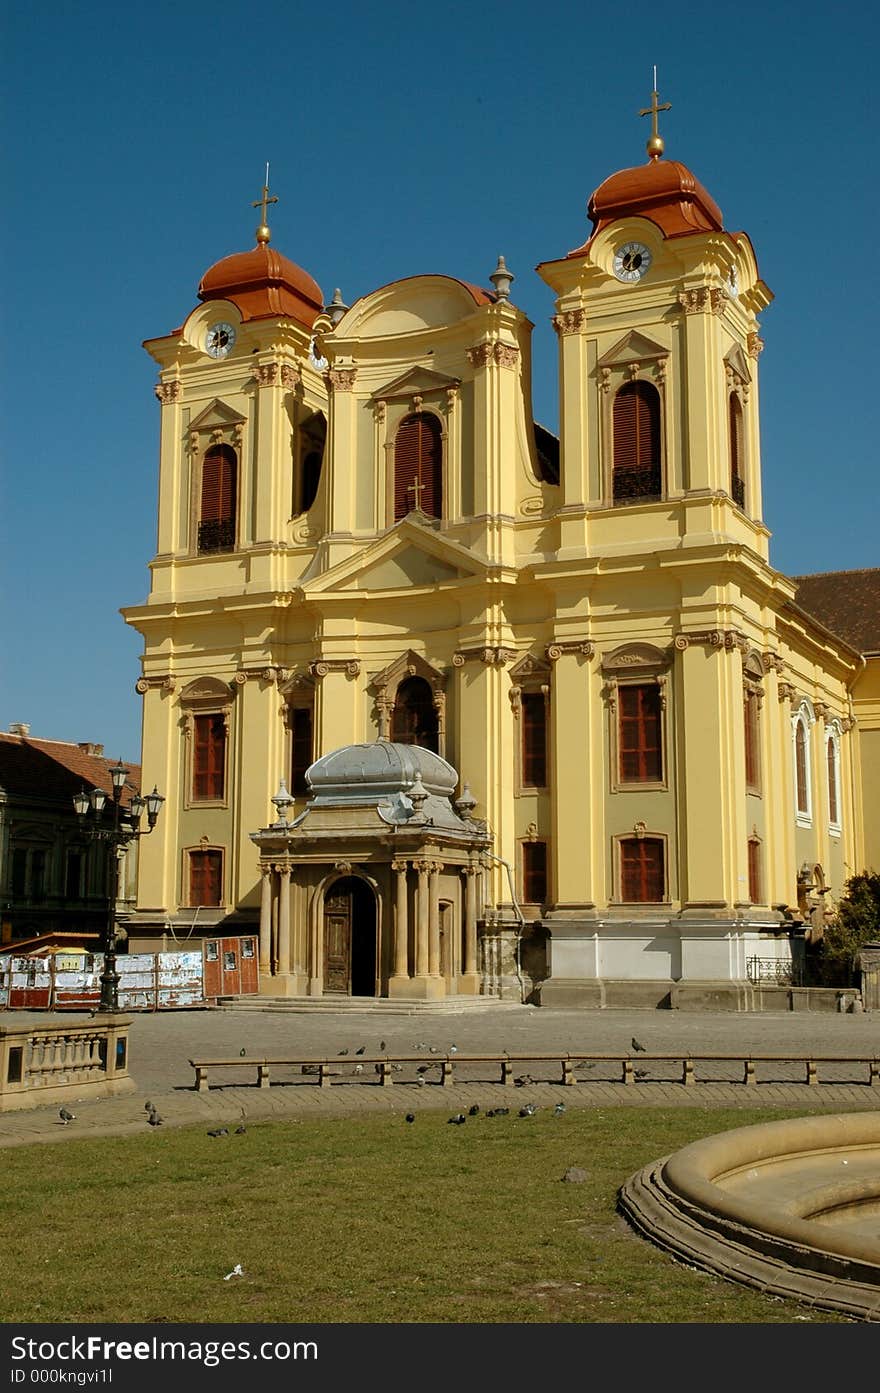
[154,380,182,405]
[552,309,588,336]
[309,658,361,678]
[253,362,280,387]
[674,629,748,653]
[678,287,725,316]
[452,646,518,668]
[327,367,357,392]
[135,674,176,694]
[747,332,765,358]
[545,640,594,662]
[466,341,519,369]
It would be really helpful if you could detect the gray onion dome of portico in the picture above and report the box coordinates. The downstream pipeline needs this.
[306,740,458,802]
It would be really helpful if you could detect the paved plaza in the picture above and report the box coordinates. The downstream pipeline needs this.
[1,1002,878,1147]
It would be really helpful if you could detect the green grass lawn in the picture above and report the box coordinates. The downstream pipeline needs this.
[1,1106,850,1323]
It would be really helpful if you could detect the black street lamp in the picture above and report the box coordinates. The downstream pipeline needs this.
[74,762,164,1012]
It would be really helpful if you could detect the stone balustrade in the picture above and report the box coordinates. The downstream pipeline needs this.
[0,1016,135,1112]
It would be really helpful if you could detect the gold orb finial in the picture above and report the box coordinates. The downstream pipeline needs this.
[252,163,278,246]
[639,70,671,161]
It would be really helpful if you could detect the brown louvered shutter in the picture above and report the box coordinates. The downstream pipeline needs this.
[521,692,547,787]
[729,394,745,507]
[618,684,662,782]
[192,714,226,800]
[795,722,809,813]
[290,707,314,795]
[522,841,547,904]
[827,738,839,824]
[620,837,664,902]
[189,849,222,907]
[744,690,760,792]
[199,445,237,551]
[747,838,762,904]
[394,413,442,520]
[613,383,661,502]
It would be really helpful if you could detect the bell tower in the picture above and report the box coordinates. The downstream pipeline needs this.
[537,84,773,563]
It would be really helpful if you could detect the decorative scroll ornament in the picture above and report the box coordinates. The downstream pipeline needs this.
[135,674,176,694]
[452,646,517,668]
[678,287,725,316]
[154,380,182,405]
[552,309,588,336]
[545,641,594,661]
[327,367,356,392]
[777,681,796,703]
[334,861,353,875]
[466,342,519,369]
[761,652,786,674]
[309,658,361,678]
[673,629,748,652]
[253,362,279,387]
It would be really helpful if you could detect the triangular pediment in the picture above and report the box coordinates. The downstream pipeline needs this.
[509,652,552,683]
[372,366,460,402]
[370,650,446,694]
[188,398,246,432]
[598,330,669,369]
[301,516,489,597]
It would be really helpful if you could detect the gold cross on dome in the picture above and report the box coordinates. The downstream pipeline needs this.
[639,74,671,160]
[252,164,279,245]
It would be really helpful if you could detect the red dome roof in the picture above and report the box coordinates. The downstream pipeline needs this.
[198,244,323,328]
[575,158,723,252]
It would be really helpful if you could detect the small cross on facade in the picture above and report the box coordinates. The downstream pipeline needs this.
[407,476,426,511]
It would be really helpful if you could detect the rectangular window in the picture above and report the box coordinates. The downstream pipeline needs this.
[522,841,548,904]
[192,714,226,801]
[11,849,26,898]
[827,739,839,827]
[618,684,662,783]
[744,691,761,793]
[65,851,83,900]
[521,692,548,788]
[620,837,665,902]
[747,839,762,904]
[189,849,223,907]
[30,851,46,903]
[290,707,314,795]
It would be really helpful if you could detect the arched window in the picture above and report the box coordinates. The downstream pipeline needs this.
[729,394,745,508]
[390,675,439,752]
[612,381,661,503]
[296,411,326,515]
[827,731,841,831]
[199,444,237,553]
[394,412,442,521]
[793,709,812,823]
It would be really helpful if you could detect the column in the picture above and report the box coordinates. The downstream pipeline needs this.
[428,862,441,977]
[259,866,273,974]
[415,860,429,978]
[392,860,409,979]
[277,866,291,977]
[464,866,478,975]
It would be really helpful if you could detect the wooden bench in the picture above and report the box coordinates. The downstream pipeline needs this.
[189,1052,880,1092]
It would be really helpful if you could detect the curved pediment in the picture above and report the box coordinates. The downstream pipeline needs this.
[178,676,235,706]
[601,642,671,674]
[336,275,492,338]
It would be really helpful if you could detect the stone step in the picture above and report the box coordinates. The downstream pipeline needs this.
[213,995,532,1015]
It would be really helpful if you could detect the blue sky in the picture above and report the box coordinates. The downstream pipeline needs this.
[1,0,877,764]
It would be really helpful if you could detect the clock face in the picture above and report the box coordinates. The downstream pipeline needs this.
[205,322,236,359]
[613,242,652,283]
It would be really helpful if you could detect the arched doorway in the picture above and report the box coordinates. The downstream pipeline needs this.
[323,877,377,997]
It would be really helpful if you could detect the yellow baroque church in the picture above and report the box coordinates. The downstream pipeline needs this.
[123,103,879,1009]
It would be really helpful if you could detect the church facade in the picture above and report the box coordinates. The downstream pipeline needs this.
[122,109,877,1007]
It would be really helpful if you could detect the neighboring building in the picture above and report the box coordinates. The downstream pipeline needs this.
[0,727,141,949]
[122,105,877,1007]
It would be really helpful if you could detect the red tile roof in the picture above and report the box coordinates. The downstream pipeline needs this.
[792,570,880,656]
[0,734,142,807]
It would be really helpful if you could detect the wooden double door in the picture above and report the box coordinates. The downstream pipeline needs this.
[323,877,378,996]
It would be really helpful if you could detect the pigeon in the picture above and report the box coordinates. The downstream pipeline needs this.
[486,1109,496,1118]
[379,1040,387,1052]
[416,1076,425,1086]
[239,1048,246,1057]
[449,1044,458,1055]
[405,1113,415,1124]
[355,1046,366,1056]
[429,1046,438,1054]
[468,1104,480,1116]
[514,1074,533,1087]
[578,1061,596,1071]
[518,1104,536,1118]
[392,1063,403,1073]
[234,1125,246,1135]
[554,1102,566,1116]
[448,1113,466,1125]
[148,1111,163,1126]
[631,1037,647,1053]
[354,1063,364,1074]
[416,1064,432,1074]
[635,1068,649,1080]
[338,1048,349,1056]
[495,1107,510,1116]
[415,1042,428,1051]
[144,1100,154,1113]
[59,1107,75,1124]
[207,1127,229,1138]
[223,1264,244,1281]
